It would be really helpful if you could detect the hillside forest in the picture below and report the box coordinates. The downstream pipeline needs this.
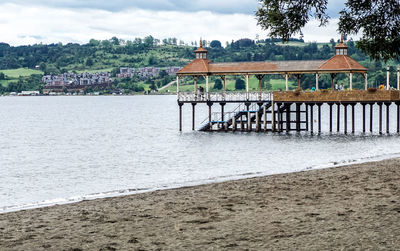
[0,36,399,94]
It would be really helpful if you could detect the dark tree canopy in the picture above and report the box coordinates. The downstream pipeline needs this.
[256,0,400,61]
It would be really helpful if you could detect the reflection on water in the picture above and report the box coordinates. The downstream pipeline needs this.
[0,96,399,212]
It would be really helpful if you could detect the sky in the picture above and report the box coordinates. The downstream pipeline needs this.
[0,0,351,46]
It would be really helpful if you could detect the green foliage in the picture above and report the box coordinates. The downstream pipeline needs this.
[214,79,223,90]
[235,78,245,90]
[256,0,329,42]
[210,40,222,48]
[0,72,4,80]
[338,0,400,61]
[256,0,400,61]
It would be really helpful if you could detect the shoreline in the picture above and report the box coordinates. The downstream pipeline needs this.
[1,157,399,249]
[2,151,400,214]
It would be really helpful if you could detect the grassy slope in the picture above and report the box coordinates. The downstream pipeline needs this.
[0,68,43,78]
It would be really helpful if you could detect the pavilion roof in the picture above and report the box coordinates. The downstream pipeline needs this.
[318,55,367,72]
[177,50,367,76]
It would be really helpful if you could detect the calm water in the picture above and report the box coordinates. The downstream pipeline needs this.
[1,95,400,212]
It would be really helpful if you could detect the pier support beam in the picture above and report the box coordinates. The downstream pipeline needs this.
[305,104,309,131]
[344,104,348,134]
[245,102,251,132]
[385,102,390,134]
[337,103,341,132]
[271,101,276,132]
[329,103,333,132]
[362,103,366,133]
[191,103,196,130]
[397,102,400,133]
[378,102,383,134]
[370,103,374,133]
[286,103,291,132]
[276,103,282,132]
[317,103,322,134]
[207,101,212,131]
[351,104,356,133]
[178,102,183,131]
[256,103,263,132]
[296,103,301,132]
[310,104,314,133]
[263,105,267,132]
[220,102,226,125]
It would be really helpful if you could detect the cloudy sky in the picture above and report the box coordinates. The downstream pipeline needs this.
[0,0,350,46]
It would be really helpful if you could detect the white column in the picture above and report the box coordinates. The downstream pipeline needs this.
[245,75,249,100]
[194,77,197,92]
[206,75,209,100]
[349,72,353,90]
[316,73,319,90]
[387,68,390,90]
[397,69,399,90]
[365,73,368,90]
[285,74,289,91]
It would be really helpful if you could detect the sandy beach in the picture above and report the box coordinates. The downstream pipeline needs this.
[1,158,399,250]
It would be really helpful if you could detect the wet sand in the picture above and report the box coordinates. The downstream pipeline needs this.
[1,158,400,250]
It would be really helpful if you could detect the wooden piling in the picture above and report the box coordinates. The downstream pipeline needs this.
[385,102,390,134]
[310,104,314,133]
[179,102,183,131]
[378,102,383,134]
[337,103,340,132]
[397,102,400,133]
[351,104,355,134]
[329,103,333,132]
[317,103,322,134]
[191,103,196,131]
[344,104,348,134]
[305,104,309,131]
[296,103,301,132]
[362,103,366,133]
[370,103,374,133]
[286,103,291,132]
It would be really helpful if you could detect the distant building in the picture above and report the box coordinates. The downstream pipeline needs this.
[42,72,113,92]
[116,66,182,80]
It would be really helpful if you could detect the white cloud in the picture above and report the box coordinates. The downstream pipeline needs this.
[0,3,350,46]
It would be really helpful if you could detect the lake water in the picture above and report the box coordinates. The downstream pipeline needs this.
[1,95,400,213]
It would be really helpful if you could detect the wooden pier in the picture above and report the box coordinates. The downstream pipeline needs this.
[176,37,400,134]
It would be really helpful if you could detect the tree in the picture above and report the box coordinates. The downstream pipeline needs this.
[0,72,5,80]
[256,0,400,61]
[86,58,94,67]
[214,79,223,90]
[210,40,222,48]
[235,79,245,90]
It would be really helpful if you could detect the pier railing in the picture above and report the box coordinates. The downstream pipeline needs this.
[178,91,273,102]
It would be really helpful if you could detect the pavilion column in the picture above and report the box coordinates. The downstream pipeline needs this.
[296,75,301,89]
[349,72,353,90]
[205,75,209,100]
[194,76,198,99]
[364,73,368,90]
[245,74,249,100]
[256,75,264,100]
[316,73,319,90]
[397,68,399,90]
[285,74,289,91]
[331,73,336,90]
[387,67,390,90]
[222,76,226,99]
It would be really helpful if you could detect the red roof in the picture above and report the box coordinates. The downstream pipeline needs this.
[318,55,366,72]
[177,59,210,74]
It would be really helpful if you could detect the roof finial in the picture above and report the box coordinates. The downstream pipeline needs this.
[200,38,203,48]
